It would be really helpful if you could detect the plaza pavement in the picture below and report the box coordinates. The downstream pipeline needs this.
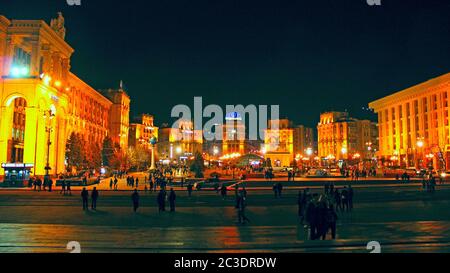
[0,185,449,253]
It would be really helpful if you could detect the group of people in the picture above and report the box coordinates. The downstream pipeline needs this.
[28,176,53,192]
[297,184,354,240]
[81,187,99,210]
[272,183,284,198]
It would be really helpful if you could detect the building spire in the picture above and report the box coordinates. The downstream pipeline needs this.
[119,80,124,90]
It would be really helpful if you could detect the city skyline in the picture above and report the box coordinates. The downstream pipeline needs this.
[2,0,449,127]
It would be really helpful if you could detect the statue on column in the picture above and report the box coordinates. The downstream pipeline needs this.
[50,12,66,40]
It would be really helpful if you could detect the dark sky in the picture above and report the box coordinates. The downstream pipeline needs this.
[2,0,450,128]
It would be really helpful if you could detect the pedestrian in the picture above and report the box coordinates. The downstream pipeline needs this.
[114,177,118,190]
[277,183,283,198]
[66,180,72,195]
[60,179,66,195]
[325,204,338,239]
[348,185,354,211]
[220,184,227,200]
[236,191,250,224]
[149,180,154,193]
[109,178,113,190]
[91,187,99,210]
[187,183,193,197]
[306,201,317,239]
[341,187,349,212]
[157,190,166,212]
[81,188,89,211]
[273,184,278,198]
[136,177,139,189]
[48,177,53,192]
[169,188,176,212]
[131,189,140,212]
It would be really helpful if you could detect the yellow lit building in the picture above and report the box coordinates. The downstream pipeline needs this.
[157,120,203,162]
[264,119,314,167]
[0,13,130,178]
[369,73,450,169]
[317,112,378,161]
[222,112,246,155]
[101,86,130,151]
[129,114,158,150]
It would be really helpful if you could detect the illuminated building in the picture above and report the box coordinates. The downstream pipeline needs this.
[0,14,130,177]
[317,111,378,161]
[369,73,450,169]
[101,85,130,151]
[157,120,203,161]
[222,112,246,155]
[264,119,314,167]
[129,114,158,150]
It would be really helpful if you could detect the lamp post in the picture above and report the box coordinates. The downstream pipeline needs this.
[416,138,424,169]
[149,136,158,171]
[43,109,55,182]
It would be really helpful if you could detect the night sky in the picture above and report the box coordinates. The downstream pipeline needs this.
[1,0,450,128]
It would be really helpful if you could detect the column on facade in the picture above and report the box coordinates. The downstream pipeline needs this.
[0,105,13,173]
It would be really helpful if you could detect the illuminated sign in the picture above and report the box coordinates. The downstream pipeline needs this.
[1,163,34,168]
[225,112,242,121]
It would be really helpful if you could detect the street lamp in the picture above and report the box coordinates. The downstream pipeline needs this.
[149,136,158,171]
[416,137,425,169]
[43,109,55,180]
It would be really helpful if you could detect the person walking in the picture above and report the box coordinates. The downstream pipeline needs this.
[157,190,166,212]
[341,187,349,212]
[325,204,338,239]
[169,188,177,212]
[66,180,72,195]
[131,189,140,213]
[135,177,139,189]
[220,184,227,200]
[81,188,89,211]
[187,183,193,197]
[277,183,283,198]
[109,178,113,190]
[114,177,118,190]
[236,192,250,224]
[348,185,354,211]
[91,187,99,210]
[60,179,66,195]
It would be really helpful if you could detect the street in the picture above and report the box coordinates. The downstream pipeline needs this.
[0,183,449,253]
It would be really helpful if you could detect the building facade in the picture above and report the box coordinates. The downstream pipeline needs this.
[157,120,203,162]
[128,114,158,150]
[317,112,378,161]
[0,14,129,178]
[264,119,314,167]
[101,86,130,151]
[369,73,450,170]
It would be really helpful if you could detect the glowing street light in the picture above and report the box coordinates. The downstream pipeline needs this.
[417,139,424,148]
[306,147,313,156]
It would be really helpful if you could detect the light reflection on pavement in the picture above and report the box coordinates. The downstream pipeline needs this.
[1,186,450,253]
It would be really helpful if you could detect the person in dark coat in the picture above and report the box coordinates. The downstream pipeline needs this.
[348,185,354,211]
[91,187,99,210]
[81,188,89,210]
[131,189,140,212]
[66,180,72,195]
[60,179,66,195]
[169,188,176,212]
[220,184,227,200]
[157,190,166,212]
[306,201,317,240]
[325,205,338,240]
[187,183,193,197]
